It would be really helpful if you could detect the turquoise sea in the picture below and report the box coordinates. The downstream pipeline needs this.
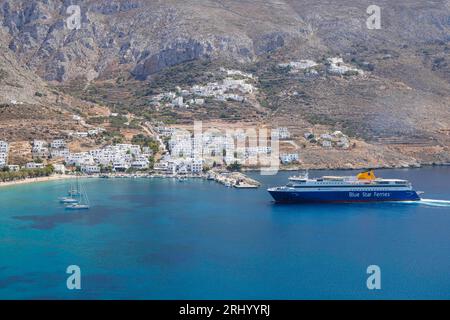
[0,167,450,299]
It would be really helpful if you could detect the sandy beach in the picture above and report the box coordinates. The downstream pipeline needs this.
[0,174,77,188]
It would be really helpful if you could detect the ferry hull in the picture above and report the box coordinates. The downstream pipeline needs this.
[268,190,421,203]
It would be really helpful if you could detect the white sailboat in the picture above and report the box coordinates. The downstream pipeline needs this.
[65,180,90,210]
[59,175,79,203]
[67,176,81,196]
[58,196,78,204]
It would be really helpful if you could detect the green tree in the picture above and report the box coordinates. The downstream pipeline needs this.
[226,161,242,172]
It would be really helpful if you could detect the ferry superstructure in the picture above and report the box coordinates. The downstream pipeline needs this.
[268,170,421,203]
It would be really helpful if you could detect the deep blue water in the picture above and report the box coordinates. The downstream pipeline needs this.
[0,167,449,299]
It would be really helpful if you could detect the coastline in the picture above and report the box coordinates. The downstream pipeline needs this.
[1,163,448,189]
[0,174,77,188]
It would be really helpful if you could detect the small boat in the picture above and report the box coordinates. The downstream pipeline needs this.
[67,189,80,196]
[65,179,90,210]
[67,176,81,196]
[177,176,187,182]
[59,197,78,204]
[65,204,90,210]
[288,170,309,182]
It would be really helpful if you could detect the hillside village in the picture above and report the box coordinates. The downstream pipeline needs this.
[148,68,257,110]
[2,55,450,179]
[1,117,363,179]
[278,57,365,76]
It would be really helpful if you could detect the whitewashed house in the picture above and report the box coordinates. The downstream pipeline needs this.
[7,165,20,172]
[51,148,70,159]
[52,164,66,174]
[33,140,47,148]
[131,154,150,169]
[275,127,291,139]
[0,140,8,153]
[81,165,100,174]
[65,152,95,166]
[113,160,130,172]
[280,153,299,164]
[32,147,49,159]
[0,141,9,168]
[50,139,66,149]
[26,162,45,169]
[190,159,203,174]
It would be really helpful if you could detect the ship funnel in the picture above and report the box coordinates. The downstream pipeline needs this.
[357,170,376,180]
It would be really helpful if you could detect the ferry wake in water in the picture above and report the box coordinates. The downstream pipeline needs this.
[411,199,450,207]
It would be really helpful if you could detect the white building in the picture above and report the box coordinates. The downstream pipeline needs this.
[223,68,255,79]
[0,141,9,168]
[154,161,170,173]
[172,96,184,107]
[81,165,100,174]
[280,153,299,164]
[51,148,70,159]
[0,140,8,153]
[88,129,99,136]
[131,157,150,170]
[320,134,333,141]
[194,98,205,105]
[190,159,203,173]
[0,155,6,168]
[52,164,66,174]
[26,162,45,169]
[327,57,363,76]
[73,132,89,138]
[32,147,49,159]
[274,127,291,139]
[33,140,47,149]
[50,139,66,149]
[336,137,350,149]
[7,165,20,172]
[278,60,318,72]
[65,152,95,166]
[113,160,130,172]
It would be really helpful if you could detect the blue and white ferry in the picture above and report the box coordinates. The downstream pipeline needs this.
[268,170,421,203]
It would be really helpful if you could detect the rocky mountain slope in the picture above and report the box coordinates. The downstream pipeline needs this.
[1,0,449,82]
[0,27,100,143]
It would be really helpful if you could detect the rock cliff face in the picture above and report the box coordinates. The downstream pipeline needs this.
[0,0,306,81]
[0,27,53,105]
[1,0,450,82]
